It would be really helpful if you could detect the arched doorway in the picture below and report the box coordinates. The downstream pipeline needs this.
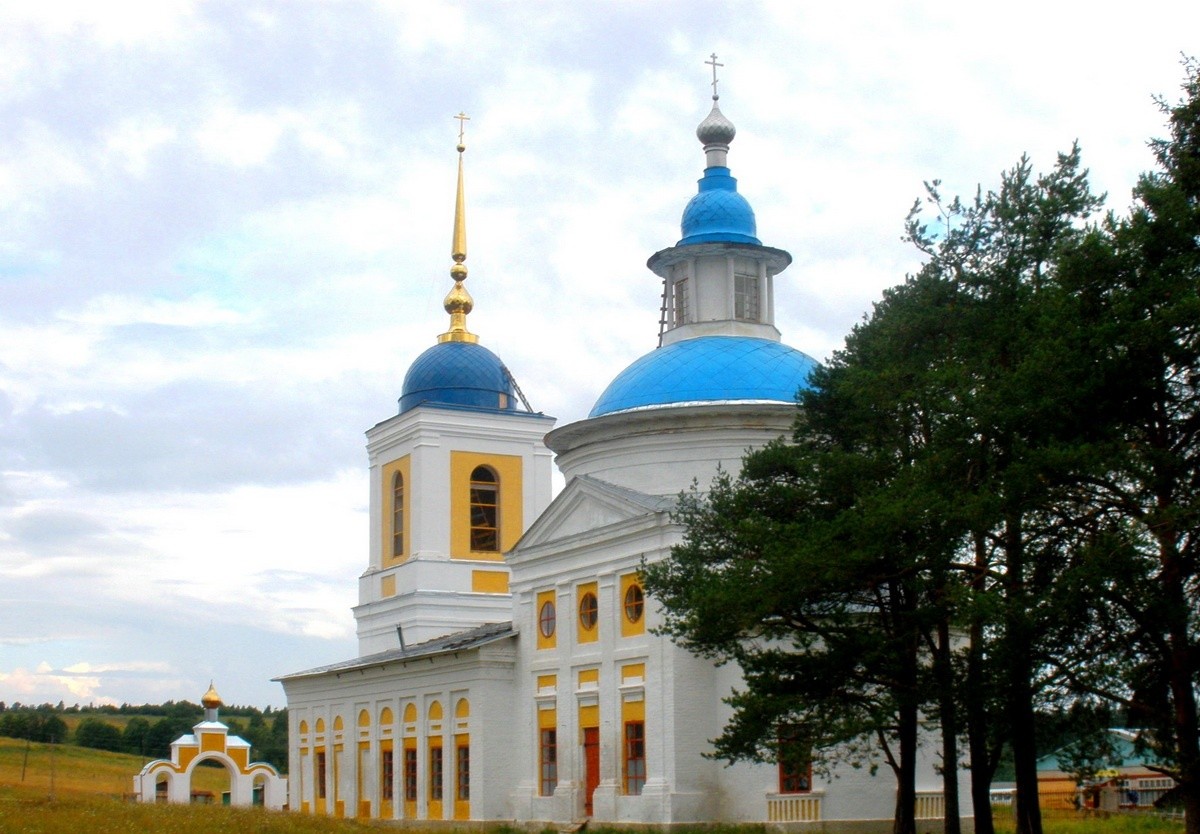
[192,757,232,804]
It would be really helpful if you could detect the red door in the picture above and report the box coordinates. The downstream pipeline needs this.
[583,727,600,816]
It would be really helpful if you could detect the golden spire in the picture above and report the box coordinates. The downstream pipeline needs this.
[438,111,478,344]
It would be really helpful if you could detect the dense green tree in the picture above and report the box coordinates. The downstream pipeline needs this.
[0,710,67,743]
[144,716,194,759]
[1041,58,1200,834]
[645,117,1109,834]
[122,716,152,757]
[74,717,124,752]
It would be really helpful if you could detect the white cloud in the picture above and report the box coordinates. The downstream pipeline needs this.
[2,0,1198,709]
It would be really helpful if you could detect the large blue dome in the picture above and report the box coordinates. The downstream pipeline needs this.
[399,341,518,414]
[590,336,818,417]
[678,167,760,246]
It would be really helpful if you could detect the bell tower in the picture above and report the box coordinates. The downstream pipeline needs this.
[354,116,556,654]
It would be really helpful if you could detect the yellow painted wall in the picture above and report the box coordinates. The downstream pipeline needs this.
[381,455,411,568]
[449,451,523,560]
[200,731,223,753]
[379,738,394,819]
[622,697,645,724]
[403,737,417,819]
[577,582,599,644]
[357,741,369,818]
[428,739,443,819]
[578,668,599,732]
[453,734,470,820]
[471,569,509,593]
[333,742,344,817]
[620,573,645,637]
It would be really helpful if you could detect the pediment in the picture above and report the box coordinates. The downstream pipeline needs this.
[513,475,672,550]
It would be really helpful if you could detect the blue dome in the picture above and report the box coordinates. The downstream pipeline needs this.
[590,336,818,417]
[678,167,760,246]
[399,341,518,414]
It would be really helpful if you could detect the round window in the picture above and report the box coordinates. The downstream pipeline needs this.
[624,583,644,623]
[578,592,598,630]
[538,600,556,638]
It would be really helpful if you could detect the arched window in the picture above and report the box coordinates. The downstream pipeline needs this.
[469,466,499,552]
[392,472,405,558]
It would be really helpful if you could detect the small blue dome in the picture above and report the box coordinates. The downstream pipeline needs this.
[590,336,818,417]
[678,167,760,246]
[399,341,518,414]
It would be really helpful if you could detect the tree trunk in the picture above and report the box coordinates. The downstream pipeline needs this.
[1005,515,1043,834]
[966,533,995,834]
[1159,534,1200,834]
[893,693,919,834]
[936,617,962,834]
[893,603,920,834]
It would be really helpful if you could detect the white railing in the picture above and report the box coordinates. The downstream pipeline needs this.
[766,792,822,822]
[915,791,945,819]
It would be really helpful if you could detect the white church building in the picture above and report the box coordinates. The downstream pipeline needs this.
[277,67,968,829]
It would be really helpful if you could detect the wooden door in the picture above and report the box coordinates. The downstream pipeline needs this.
[583,727,600,816]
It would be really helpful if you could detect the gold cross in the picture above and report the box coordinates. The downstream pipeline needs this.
[705,53,724,99]
[454,111,470,146]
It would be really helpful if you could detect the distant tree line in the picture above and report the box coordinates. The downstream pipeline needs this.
[0,701,289,773]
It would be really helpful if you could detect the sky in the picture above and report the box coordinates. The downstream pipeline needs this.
[1,1,1197,710]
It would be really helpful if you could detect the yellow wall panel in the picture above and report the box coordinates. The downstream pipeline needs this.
[449,451,523,559]
[381,455,411,568]
[577,581,599,644]
[536,589,557,650]
[620,572,646,637]
[622,663,645,683]
[471,569,509,593]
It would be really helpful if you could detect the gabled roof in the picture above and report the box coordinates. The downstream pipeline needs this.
[512,474,677,553]
[274,621,514,682]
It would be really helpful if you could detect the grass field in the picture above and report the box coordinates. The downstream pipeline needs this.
[0,737,1186,833]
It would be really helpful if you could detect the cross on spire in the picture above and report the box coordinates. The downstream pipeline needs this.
[454,111,470,150]
[705,53,724,100]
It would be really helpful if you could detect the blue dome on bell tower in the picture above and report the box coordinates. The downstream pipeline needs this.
[396,116,532,417]
[399,341,518,414]
[678,167,759,246]
[676,94,759,246]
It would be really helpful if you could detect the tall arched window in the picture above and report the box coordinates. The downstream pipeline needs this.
[392,472,405,558]
[469,466,499,552]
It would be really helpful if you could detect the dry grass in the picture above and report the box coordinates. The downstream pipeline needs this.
[0,783,378,833]
[0,738,1187,833]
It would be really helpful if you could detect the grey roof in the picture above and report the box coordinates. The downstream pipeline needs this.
[273,621,514,682]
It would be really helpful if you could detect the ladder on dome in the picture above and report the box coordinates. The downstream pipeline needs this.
[501,364,534,412]
[657,277,669,347]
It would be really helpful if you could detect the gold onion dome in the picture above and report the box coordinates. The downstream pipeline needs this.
[201,682,222,709]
